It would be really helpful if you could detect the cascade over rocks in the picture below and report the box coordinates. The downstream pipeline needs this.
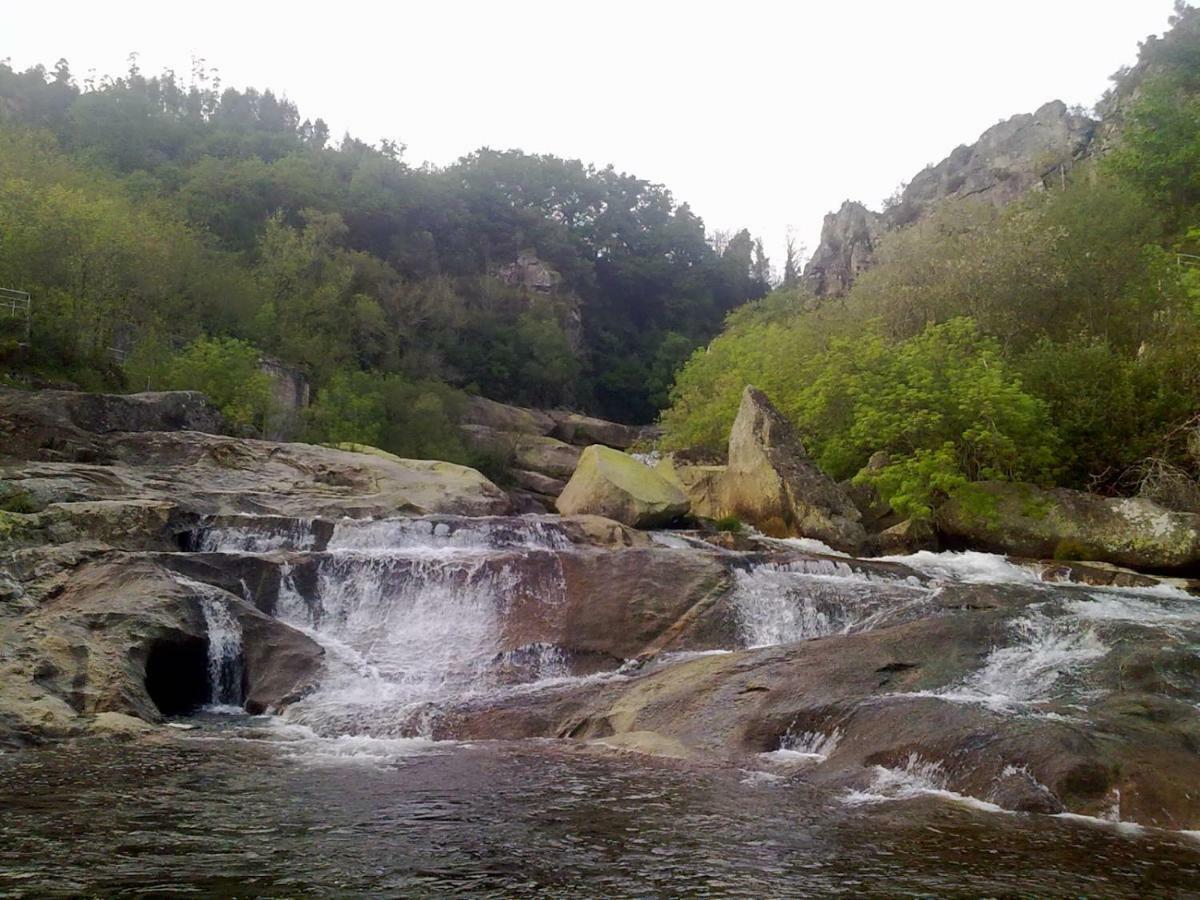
[936,481,1200,573]
[440,571,1200,830]
[555,445,689,529]
[720,386,867,552]
[0,557,323,742]
[7,384,1200,833]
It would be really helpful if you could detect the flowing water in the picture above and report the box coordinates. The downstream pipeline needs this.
[5,519,1200,896]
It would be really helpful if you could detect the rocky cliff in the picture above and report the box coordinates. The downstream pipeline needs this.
[804,100,1098,296]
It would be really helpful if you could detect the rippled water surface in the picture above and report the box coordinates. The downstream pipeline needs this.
[2,723,1199,898]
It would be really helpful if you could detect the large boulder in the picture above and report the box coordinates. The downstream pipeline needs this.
[550,413,642,450]
[936,481,1200,572]
[460,395,557,436]
[555,445,689,529]
[720,386,866,552]
[655,454,726,520]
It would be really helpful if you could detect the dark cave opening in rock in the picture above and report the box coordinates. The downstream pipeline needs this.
[145,636,211,715]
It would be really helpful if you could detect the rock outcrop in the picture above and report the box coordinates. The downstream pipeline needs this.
[0,387,227,461]
[936,481,1200,573]
[258,356,310,442]
[0,388,511,522]
[555,445,689,529]
[720,386,866,552]
[804,100,1098,297]
[0,556,323,743]
[655,453,725,520]
[803,201,885,297]
[457,397,655,510]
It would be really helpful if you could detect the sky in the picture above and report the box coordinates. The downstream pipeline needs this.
[6,0,1181,271]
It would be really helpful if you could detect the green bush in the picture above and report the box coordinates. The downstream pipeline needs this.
[306,369,471,464]
[665,317,1059,521]
[156,336,275,432]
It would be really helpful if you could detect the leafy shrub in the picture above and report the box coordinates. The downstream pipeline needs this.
[666,317,1059,521]
[306,369,470,464]
[156,337,275,432]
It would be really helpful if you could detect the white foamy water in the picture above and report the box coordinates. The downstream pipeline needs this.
[732,559,927,648]
[325,516,572,553]
[879,550,1044,585]
[842,754,1007,814]
[196,518,319,553]
[761,727,842,765]
[198,596,245,707]
[1065,592,1200,626]
[773,536,851,558]
[920,611,1106,713]
[275,550,565,736]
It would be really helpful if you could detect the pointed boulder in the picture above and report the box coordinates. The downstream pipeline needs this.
[720,386,866,552]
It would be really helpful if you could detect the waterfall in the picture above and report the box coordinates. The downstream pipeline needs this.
[732,558,929,648]
[198,597,244,708]
[201,516,571,737]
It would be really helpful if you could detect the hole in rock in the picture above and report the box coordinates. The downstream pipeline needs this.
[145,636,210,715]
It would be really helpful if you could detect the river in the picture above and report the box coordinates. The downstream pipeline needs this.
[4,515,1200,896]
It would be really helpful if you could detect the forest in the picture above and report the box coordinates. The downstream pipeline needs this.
[0,55,769,451]
[661,3,1200,519]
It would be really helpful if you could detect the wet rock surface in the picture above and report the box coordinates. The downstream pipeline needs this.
[4,386,1200,840]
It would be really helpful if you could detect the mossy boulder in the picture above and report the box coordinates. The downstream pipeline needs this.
[937,481,1200,572]
[719,386,866,552]
[555,445,689,528]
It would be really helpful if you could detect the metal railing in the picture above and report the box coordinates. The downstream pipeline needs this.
[0,288,31,344]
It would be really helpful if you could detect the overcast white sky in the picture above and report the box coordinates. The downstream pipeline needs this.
[7,1,1181,269]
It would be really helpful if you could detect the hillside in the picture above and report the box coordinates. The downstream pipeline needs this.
[662,3,1200,520]
[0,59,769,435]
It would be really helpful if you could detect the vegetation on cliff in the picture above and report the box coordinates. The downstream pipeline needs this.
[663,3,1200,518]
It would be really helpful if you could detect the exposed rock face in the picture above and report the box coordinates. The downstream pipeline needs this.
[258,356,310,442]
[0,556,323,744]
[803,201,885,297]
[655,454,726,520]
[804,100,1098,296]
[3,431,510,521]
[457,398,654,509]
[460,395,558,436]
[874,518,938,556]
[936,481,1200,572]
[497,250,562,293]
[556,446,689,529]
[550,413,642,451]
[0,387,227,461]
[720,386,866,552]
